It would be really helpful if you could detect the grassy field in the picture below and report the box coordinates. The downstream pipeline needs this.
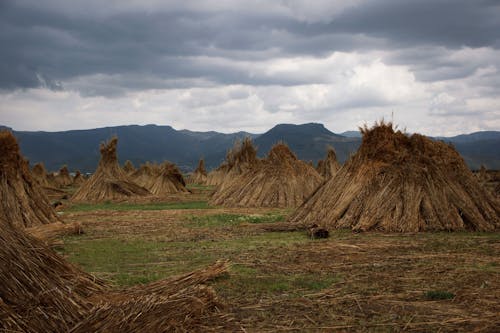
[56,192,500,332]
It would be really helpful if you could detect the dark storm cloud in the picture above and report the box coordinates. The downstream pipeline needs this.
[0,0,499,94]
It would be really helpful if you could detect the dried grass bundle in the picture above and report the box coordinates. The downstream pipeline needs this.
[73,170,86,186]
[56,165,73,187]
[316,146,340,180]
[289,122,500,232]
[188,158,208,184]
[72,137,150,202]
[123,160,136,174]
[147,162,190,196]
[131,162,161,188]
[0,131,60,228]
[31,162,52,187]
[210,143,323,208]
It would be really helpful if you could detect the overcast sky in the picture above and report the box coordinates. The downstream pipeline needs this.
[0,0,499,135]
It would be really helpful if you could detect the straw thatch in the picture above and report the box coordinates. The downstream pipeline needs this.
[0,131,60,228]
[188,158,208,184]
[289,122,500,232]
[206,137,259,188]
[210,143,323,208]
[123,160,136,175]
[73,170,86,186]
[72,137,150,202]
[316,146,340,180]
[56,165,73,187]
[147,162,190,196]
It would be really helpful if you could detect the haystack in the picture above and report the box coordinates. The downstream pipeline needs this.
[206,137,259,188]
[73,170,86,186]
[188,158,208,184]
[123,160,136,175]
[72,137,150,202]
[147,161,190,196]
[31,162,52,187]
[56,165,73,187]
[131,162,160,188]
[289,122,500,232]
[210,143,323,208]
[0,131,59,228]
[316,146,340,179]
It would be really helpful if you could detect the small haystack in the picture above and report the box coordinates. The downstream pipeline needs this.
[31,162,52,187]
[188,158,208,184]
[131,162,160,188]
[289,122,500,232]
[210,143,323,208]
[73,170,86,186]
[123,160,136,175]
[316,146,340,179]
[148,161,190,196]
[0,131,60,228]
[56,165,73,187]
[72,137,150,202]
[206,137,259,188]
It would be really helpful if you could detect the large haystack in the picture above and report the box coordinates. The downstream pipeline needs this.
[0,216,236,332]
[316,146,340,179]
[148,161,190,196]
[206,137,259,188]
[289,122,500,232]
[72,137,150,202]
[188,158,208,184]
[56,165,73,187]
[210,143,323,208]
[0,131,59,228]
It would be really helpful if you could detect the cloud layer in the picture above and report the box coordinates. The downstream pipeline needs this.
[0,0,499,135]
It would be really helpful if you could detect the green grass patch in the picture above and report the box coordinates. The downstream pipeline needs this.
[185,213,285,228]
[65,201,212,212]
[186,184,215,191]
[424,290,455,300]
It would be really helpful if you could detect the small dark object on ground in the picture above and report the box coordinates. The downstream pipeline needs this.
[308,224,329,239]
[52,201,63,208]
[424,290,455,300]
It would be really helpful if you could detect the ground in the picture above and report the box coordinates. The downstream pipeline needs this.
[52,185,499,332]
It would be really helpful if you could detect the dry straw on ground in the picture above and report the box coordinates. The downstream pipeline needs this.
[0,214,236,332]
[316,146,340,180]
[72,137,151,202]
[188,158,208,184]
[0,131,60,228]
[289,122,500,232]
[210,143,323,208]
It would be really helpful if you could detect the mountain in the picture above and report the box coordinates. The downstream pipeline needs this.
[3,124,499,172]
[340,130,362,138]
[253,123,360,164]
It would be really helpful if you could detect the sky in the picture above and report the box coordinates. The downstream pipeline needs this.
[0,0,499,135]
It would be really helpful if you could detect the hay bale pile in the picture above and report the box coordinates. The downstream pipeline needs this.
[289,122,500,232]
[0,131,60,228]
[206,138,259,188]
[316,146,340,179]
[148,162,190,196]
[188,158,208,184]
[56,165,73,187]
[72,137,151,202]
[210,143,323,208]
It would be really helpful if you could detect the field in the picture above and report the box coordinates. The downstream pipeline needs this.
[50,185,500,332]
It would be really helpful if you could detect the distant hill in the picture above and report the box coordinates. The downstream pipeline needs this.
[3,124,499,172]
